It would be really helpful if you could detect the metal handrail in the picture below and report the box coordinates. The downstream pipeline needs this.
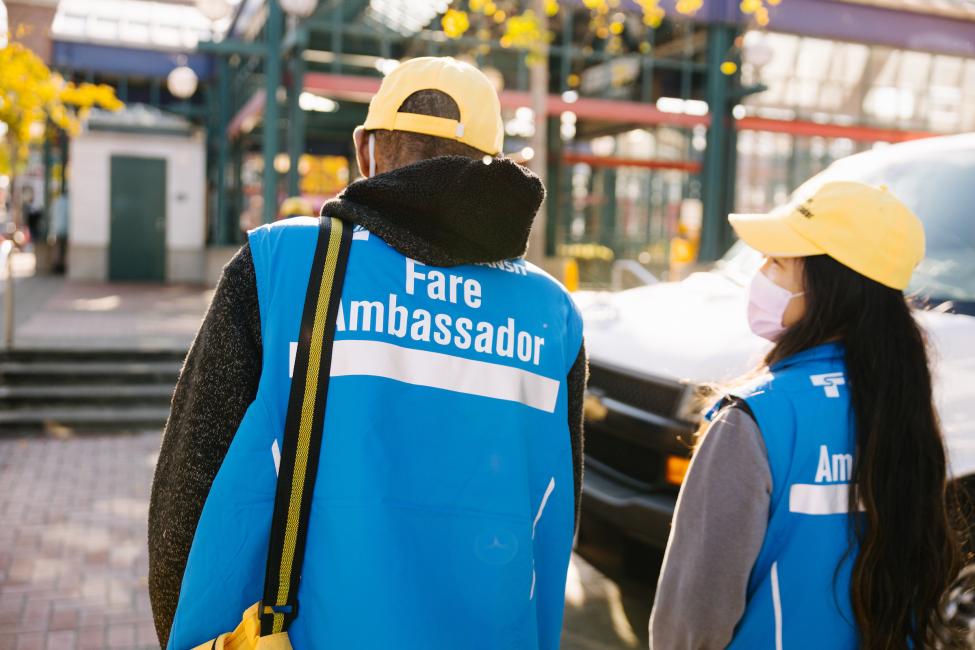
[1,240,15,349]
[611,259,659,290]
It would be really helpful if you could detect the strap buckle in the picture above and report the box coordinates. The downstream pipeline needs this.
[259,600,298,636]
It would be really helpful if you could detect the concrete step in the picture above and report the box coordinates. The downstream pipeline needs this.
[0,349,184,433]
[0,406,171,433]
[0,348,186,363]
[0,361,182,385]
[0,384,173,409]
[0,384,174,399]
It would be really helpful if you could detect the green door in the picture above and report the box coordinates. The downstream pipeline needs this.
[109,156,166,281]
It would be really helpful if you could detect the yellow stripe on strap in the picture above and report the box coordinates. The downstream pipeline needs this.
[272,218,344,630]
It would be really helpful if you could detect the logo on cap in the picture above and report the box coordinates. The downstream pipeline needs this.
[796,198,814,219]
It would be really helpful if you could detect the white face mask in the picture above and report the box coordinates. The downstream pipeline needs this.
[747,269,804,341]
[368,132,376,177]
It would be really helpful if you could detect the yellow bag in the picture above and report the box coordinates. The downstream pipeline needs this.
[188,217,351,650]
[190,603,293,650]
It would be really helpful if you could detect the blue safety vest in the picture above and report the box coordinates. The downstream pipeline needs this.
[167,216,584,650]
[724,342,860,649]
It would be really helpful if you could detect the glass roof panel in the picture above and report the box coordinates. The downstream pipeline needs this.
[760,33,800,79]
[870,49,902,86]
[964,59,975,92]
[795,38,834,81]
[366,0,450,36]
[816,84,844,112]
[366,0,452,36]
[52,0,221,50]
[930,55,963,85]
[120,21,150,44]
[898,51,933,89]
[89,15,118,41]
[744,29,970,132]
[832,42,869,87]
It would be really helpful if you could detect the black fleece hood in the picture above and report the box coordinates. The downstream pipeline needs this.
[320,155,544,267]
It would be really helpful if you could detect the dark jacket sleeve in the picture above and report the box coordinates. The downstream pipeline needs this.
[147,244,263,648]
[567,342,588,531]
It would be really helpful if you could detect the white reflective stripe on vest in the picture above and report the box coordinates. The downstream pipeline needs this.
[789,483,865,515]
[290,339,561,413]
[771,562,783,650]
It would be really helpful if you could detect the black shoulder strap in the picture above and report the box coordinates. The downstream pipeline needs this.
[715,395,757,423]
[259,216,352,636]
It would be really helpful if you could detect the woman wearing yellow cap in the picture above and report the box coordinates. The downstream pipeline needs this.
[649,181,965,649]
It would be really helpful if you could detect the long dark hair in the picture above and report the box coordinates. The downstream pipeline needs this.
[766,254,966,648]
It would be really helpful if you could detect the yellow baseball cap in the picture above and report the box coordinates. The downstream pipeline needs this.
[278,196,314,218]
[362,56,504,156]
[728,181,925,290]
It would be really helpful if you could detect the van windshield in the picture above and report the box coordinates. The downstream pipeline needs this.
[721,140,975,315]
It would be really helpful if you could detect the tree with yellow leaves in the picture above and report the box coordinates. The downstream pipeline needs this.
[0,36,123,225]
[441,0,783,51]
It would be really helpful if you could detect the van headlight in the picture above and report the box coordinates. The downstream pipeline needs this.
[674,382,709,423]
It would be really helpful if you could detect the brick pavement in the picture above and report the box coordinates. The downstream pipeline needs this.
[0,431,640,650]
[6,434,970,650]
[0,433,161,650]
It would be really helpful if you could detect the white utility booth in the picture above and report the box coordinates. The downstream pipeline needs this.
[68,105,206,284]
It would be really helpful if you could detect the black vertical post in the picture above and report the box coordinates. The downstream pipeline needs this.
[545,117,561,257]
[216,56,232,244]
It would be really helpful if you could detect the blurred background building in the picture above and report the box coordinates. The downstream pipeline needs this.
[2,0,974,285]
[3,6,974,649]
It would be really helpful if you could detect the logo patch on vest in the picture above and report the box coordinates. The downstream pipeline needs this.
[810,372,845,398]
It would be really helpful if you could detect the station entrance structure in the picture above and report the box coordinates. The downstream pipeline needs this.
[47,0,975,280]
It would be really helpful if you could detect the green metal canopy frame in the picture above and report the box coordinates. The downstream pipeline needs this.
[200,0,740,261]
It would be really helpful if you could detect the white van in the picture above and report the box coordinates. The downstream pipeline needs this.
[576,133,975,547]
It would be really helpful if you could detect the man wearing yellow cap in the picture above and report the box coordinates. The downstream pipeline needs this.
[150,57,587,650]
[650,182,965,648]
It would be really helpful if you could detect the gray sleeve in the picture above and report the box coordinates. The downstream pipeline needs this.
[648,406,772,650]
